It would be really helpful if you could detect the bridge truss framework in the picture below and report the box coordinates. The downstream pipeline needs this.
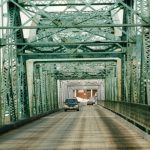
[0,0,150,133]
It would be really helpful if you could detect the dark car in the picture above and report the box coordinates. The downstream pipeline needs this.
[63,98,80,111]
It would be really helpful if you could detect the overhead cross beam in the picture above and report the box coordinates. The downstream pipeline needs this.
[19,52,125,60]
[1,41,135,46]
[0,24,149,29]
[21,3,115,7]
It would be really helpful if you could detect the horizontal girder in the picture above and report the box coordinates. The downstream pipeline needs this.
[19,52,125,60]
[1,41,134,46]
[21,0,116,6]
[22,3,115,7]
[55,75,106,80]
[0,24,149,29]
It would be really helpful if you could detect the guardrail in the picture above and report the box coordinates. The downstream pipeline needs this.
[0,109,60,135]
[98,100,150,134]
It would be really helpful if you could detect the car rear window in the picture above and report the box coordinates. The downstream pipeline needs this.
[65,99,78,104]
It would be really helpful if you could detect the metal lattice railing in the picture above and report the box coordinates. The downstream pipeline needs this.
[98,100,150,133]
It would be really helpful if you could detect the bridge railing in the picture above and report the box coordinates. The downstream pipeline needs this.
[98,100,150,134]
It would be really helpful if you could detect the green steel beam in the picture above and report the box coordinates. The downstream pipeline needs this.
[0,24,150,29]
[22,3,115,7]
[55,76,106,80]
[19,52,125,60]
[0,41,135,47]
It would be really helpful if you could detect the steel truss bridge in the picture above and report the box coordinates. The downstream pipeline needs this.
[0,0,150,134]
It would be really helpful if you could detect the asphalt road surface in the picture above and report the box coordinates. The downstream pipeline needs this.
[0,104,150,150]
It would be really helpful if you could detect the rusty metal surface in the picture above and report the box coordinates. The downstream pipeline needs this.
[0,105,150,150]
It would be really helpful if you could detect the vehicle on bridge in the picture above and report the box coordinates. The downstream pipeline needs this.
[63,98,80,111]
[87,97,95,105]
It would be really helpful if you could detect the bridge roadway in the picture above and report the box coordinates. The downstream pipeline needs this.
[0,104,150,150]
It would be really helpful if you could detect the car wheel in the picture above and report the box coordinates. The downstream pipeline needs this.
[77,109,79,111]
[64,109,67,112]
